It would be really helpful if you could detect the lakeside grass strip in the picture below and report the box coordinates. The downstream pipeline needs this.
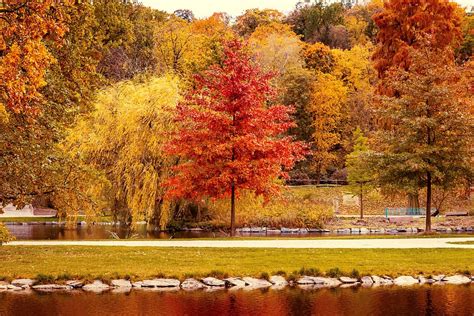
[448,241,474,245]
[0,246,472,281]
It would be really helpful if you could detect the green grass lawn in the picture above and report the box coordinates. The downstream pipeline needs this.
[0,246,472,281]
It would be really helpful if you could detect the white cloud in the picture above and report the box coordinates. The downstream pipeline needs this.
[140,0,473,18]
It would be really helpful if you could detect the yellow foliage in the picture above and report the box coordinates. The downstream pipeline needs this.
[207,189,333,228]
[331,45,373,91]
[68,75,180,227]
[249,22,303,76]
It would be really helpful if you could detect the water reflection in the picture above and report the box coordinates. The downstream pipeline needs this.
[6,224,472,241]
[0,285,472,316]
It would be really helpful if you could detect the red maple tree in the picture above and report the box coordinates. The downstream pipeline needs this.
[165,40,305,236]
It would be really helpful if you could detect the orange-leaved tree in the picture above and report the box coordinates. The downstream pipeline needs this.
[165,40,306,236]
[0,0,72,115]
[372,0,462,89]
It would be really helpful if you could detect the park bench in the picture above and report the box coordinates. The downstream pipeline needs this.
[384,207,438,219]
[445,211,469,217]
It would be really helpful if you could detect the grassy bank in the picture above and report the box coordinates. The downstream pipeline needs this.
[0,246,472,281]
[0,216,112,223]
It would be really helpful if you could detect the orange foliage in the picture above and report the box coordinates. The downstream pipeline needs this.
[372,0,463,84]
[0,0,72,115]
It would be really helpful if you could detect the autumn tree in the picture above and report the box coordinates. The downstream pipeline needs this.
[0,0,72,115]
[372,0,463,85]
[69,76,180,227]
[94,0,166,81]
[287,3,345,46]
[234,9,284,37]
[166,41,305,236]
[346,128,374,219]
[309,73,347,183]
[372,0,466,231]
[155,16,195,75]
[373,45,473,233]
[0,1,106,217]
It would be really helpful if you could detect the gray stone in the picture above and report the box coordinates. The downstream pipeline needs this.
[444,275,471,285]
[242,277,272,289]
[350,228,360,234]
[66,280,83,288]
[297,277,315,285]
[82,280,110,292]
[11,279,36,287]
[308,277,341,287]
[142,279,180,288]
[32,284,72,291]
[418,276,427,284]
[361,276,374,286]
[111,279,132,288]
[181,278,206,290]
[339,277,358,283]
[371,275,391,285]
[201,277,225,287]
[432,275,445,281]
[360,228,369,234]
[299,228,309,234]
[7,284,23,291]
[269,275,288,286]
[224,277,246,287]
[281,227,299,233]
[394,276,419,286]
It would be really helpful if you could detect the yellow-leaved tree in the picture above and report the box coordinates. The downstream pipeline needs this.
[309,73,348,183]
[67,76,179,227]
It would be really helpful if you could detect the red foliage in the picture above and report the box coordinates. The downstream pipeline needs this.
[372,0,463,84]
[165,40,305,202]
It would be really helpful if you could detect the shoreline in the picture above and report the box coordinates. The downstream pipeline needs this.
[1,274,473,294]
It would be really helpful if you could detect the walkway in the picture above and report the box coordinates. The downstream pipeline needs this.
[9,237,474,249]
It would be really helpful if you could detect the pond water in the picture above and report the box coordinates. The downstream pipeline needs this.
[0,285,473,316]
[6,224,472,240]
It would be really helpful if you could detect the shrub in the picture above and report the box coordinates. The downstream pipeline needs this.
[36,274,55,284]
[0,224,14,245]
[326,267,342,278]
[299,267,321,276]
[350,269,360,278]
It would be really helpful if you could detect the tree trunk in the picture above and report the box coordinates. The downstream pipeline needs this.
[426,171,432,233]
[359,185,363,219]
[230,181,236,237]
[407,192,419,210]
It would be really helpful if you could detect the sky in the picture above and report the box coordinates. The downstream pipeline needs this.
[140,0,473,18]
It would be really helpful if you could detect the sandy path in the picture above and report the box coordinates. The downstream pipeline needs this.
[8,238,474,249]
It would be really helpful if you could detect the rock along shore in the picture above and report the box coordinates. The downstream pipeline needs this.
[1,274,472,294]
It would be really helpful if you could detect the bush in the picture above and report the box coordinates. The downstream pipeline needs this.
[326,267,342,278]
[0,224,14,245]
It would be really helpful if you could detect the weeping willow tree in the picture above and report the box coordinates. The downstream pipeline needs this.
[67,76,179,228]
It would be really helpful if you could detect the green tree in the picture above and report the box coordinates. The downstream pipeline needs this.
[373,45,473,232]
[346,128,373,219]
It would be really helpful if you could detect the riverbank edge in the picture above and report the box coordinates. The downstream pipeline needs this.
[2,274,473,294]
[4,219,474,236]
